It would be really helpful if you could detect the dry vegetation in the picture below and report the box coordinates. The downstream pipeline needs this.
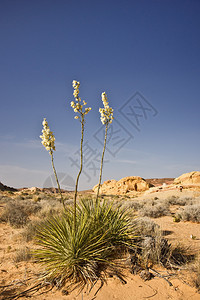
[0,189,200,299]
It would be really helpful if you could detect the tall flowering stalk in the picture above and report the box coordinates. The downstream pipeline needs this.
[96,92,114,202]
[71,80,91,230]
[40,118,65,210]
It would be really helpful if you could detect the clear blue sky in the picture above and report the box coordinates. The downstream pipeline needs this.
[0,0,200,190]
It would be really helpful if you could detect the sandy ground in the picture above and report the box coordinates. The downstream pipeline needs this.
[28,274,200,300]
[0,188,200,300]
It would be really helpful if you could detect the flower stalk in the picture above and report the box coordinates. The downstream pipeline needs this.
[73,116,84,227]
[96,92,113,203]
[71,80,91,231]
[40,118,65,210]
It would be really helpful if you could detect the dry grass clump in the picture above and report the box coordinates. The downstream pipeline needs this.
[138,203,169,218]
[176,204,200,223]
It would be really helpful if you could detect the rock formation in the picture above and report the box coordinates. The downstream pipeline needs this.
[174,171,200,185]
[93,176,150,195]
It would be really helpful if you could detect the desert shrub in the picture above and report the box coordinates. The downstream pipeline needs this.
[36,199,64,218]
[121,200,144,211]
[191,197,200,206]
[166,195,179,205]
[140,234,170,267]
[0,195,12,204]
[130,217,170,268]
[36,207,60,219]
[34,199,137,290]
[0,202,29,228]
[177,204,200,223]
[0,200,41,227]
[166,196,194,206]
[21,200,42,215]
[14,248,32,262]
[130,217,193,270]
[139,203,169,218]
[134,217,160,236]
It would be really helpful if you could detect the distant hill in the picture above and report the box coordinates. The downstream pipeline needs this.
[0,182,17,192]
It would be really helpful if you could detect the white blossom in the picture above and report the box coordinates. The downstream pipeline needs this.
[70,80,91,118]
[99,92,114,125]
[40,118,56,153]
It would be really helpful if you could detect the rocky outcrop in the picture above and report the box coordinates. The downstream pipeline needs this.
[93,176,150,195]
[174,171,200,185]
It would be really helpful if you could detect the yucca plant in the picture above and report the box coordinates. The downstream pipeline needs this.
[35,82,137,294]
[34,199,137,291]
[80,198,136,247]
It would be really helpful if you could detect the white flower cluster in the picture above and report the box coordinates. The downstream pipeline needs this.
[99,92,114,125]
[70,80,91,120]
[40,118,55,153]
